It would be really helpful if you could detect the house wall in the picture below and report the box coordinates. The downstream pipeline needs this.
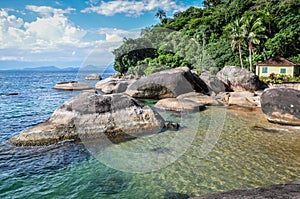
[257,65,294,77]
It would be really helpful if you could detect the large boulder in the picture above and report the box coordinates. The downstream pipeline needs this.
[261,88,300,126]
[54,81,94,91]
[85,73,102,80]
[200,71,226,94]
[9,93,165,146]
[177,92,223,106]
[154,98,205,112]
[126,67,209,99]
[216,66,260,92]
[95,77,136,94]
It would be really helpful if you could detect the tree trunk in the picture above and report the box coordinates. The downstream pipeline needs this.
[238,44,243,68]
[248,42,253,72]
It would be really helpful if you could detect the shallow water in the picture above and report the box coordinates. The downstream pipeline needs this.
[0,71,299,198]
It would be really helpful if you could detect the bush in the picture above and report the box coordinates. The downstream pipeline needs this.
[260,73,300,83]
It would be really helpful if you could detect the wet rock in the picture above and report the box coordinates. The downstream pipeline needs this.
[85,73,102,80]
[154,98,206,112]
[9,93,165,146]
[217,66,260,92]
[126,67,209,99]
[164,121,180,130]
[261,88,300,126]
[54,81,94,91]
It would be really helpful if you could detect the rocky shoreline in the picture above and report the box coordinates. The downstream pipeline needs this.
[9,66,300,146]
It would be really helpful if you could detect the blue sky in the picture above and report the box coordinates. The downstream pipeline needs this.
[0,0,203,69]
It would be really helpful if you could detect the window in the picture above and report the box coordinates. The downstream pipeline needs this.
[280,68,286,74]
[262,66,268,73]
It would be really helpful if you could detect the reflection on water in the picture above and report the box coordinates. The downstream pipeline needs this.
[0,107,299,198]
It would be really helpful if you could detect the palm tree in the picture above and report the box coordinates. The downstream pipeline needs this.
[225,18,246,68]
[155,9,166,21]
[241,15,267,72]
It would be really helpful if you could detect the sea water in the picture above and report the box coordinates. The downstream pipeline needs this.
[0,70,299,199]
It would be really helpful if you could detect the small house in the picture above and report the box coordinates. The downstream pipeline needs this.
[256,56,300,77]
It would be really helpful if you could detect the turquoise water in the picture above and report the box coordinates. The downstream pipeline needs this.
[0,71,299,198]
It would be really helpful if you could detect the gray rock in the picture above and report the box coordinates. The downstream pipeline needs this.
[190,180,300,199]
[228,91,258,107]
[200,71,226,94]
[85,73,102,80]
[95,77,136,94]
[177,92,223,106]
[54,81,94,91]
[217,66,260,92]
[9,93,165,146]
[261,88,300,126]
[126,67,209,99]
[154,98,206,112]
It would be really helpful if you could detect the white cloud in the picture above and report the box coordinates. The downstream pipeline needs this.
[81,0,186,16]
[0,8,86,50]
[25,5,75,17]
[0,8,140,66]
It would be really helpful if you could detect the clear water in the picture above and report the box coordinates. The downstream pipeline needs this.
[0,70,299,199]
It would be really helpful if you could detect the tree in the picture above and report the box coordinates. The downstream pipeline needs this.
[225,18,246,68]
[241,15,267,71]
[155,9,166,21]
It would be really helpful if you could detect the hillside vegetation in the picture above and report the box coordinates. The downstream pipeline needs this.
[113,0,300,75]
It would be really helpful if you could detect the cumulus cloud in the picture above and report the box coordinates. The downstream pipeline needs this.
[0,8,86,50]
[0,7,140,65]
[81,0,186,16]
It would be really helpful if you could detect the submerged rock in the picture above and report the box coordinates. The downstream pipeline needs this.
[190,180,300,199]
[9,93,165,146]
[217,66,260,92]
[154,98,205,112]
[261,88,300,126]
[126,67,209,99]
[54,81,94,91]
[85,73,102,80]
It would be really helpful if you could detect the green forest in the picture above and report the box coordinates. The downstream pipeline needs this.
[113,0,300,76]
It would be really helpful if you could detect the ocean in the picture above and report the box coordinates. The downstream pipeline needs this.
[0,70,299,199]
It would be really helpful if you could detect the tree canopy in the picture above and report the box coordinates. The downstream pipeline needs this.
[113,0,300,75]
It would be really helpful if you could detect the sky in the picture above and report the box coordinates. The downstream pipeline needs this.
[0,0,203,69]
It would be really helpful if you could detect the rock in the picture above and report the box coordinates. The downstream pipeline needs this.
[95,77,136,94]
[154,98,206,112]
[214,92,230,104]
[54,81,94,91]
[177,92,223,106]
[228,91,258,107]
[228,96,257,107]
[85,74,102,80]
[163,121,180,130]
[261,88,300,126]
[9,93,165,146]
[190,180,300,199]
[0,92,18,96]
[126,67,209,99]
[229,91,255,98]
[200,71,226,94]
[217,66,260,91]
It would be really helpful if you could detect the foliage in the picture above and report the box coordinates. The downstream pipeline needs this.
[112,0,300,75]
[260,73,300,84]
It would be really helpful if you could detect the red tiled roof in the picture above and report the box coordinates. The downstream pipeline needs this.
[256,56,298,66]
